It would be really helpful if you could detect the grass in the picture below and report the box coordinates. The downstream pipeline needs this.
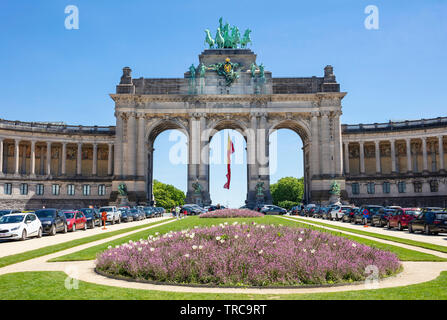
[51,215,446,262]
[0,218,173,268]
[2,270,447,300]
[286,216,447,253]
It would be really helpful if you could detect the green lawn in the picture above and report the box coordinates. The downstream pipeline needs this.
[0,218,173,268]
[2,270,447,300]
[51,215,446,262]
[286,216,447,253]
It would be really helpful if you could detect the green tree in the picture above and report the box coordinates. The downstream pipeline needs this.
[153,180,185,210]
[270,177,304,206]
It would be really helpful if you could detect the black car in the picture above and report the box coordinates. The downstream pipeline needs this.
[342,207,359,223]
[371,208,397,227]
[34,209,67,235]
[260,205,287,215]
[127,209,142,221]
[143,207,155,218]
[320,207,332,220]
[80,208,101,228]
[409,211,447,235]
[353,205,384,225]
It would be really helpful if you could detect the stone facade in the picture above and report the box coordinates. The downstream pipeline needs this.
[0,48,446,210]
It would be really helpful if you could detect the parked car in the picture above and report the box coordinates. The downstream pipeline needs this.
[0,213,42,240]
[63,210,87,232]
[353,205,384,225]
[120,208,133,222]
[290,205,303,215]
[181,205,203,216]
[408,211,447,235]
[80,208,101,228]
[371,208,397,227]
[329,205,353,221]
[99,206,121,224]
[0,209,22,218]
[143,207,155,218]
[342,207,359,223]
[386,208,421,230]
[319,207,332,219]
[306,205,320,217]
[260,205,287,215]
[35,208,68,235]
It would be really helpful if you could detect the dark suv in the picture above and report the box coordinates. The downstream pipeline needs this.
[34,209,67,235]
[371,208,397,227]
[409,211,447,235]
[80,208,101,228]
[353,205,383,225]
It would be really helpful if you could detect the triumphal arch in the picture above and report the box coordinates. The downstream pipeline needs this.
[110,20,347,207]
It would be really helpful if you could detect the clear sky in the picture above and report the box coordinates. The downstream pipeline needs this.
[1,1,446,207]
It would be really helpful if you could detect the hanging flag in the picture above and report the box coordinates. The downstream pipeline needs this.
[223,133,235,189]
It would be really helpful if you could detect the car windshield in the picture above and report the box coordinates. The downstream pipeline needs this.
[81,209,94,217]
[130,209,138,213]
[64,212,75,219]
[35,210,55,219]
[404,210,421,216]
[368,207,382,214]
[435,213,447,220]
[0,215,24,224]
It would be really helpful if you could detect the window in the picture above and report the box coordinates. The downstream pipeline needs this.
[367,182,375,194]
[4,183,12,195]
[98,184,106,196]
[67,184,75,196]
[20,183,28,195]
[352,183,360,195]
[398,182,406,193]
[413,181,422,193]
[430,180,439,192]
[383,182,390,194]
[36,184,44,196]
[82,184,91,196]
[52,184,60,196]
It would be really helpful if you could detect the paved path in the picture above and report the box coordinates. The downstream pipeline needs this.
[287,215,447,247]
[0,215,172,258]
[0,215,447,295]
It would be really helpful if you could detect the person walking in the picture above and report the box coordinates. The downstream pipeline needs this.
[175,206,181,220]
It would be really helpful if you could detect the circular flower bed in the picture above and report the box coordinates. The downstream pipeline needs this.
[96,223,401,287]
[199,208,263,218]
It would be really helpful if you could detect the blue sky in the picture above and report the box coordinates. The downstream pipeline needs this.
[1,1,446,207]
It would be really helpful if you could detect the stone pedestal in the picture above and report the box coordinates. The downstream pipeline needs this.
[117,194,130,207]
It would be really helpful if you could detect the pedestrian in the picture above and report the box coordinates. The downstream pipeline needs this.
[183,209,187,218]
[175,206,180,220]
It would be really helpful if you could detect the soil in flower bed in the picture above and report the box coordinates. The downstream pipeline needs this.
[199,209,264,218]
[96,223,401,287]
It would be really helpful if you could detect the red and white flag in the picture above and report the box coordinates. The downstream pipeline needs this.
[223,134,235,189]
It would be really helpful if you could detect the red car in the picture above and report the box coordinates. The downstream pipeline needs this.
[63,210,87,232]
[387,208,421,231]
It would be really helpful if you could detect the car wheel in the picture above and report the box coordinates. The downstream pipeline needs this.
[118,217,121,224]
[21,229,27,241]
[424,225,431,235]
[72,224,76,232]
[112,218,115,225]
[37,228,42,238]
[371,220,375,227]
[50,224,57,236]
[398,222,403,231]
[409,224,414,233]
[84,222,87,231]
[387,221,391,229]
[62,224,67,233]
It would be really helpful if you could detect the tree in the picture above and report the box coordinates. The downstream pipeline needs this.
[270,177,304,206]
[153,180,185,209]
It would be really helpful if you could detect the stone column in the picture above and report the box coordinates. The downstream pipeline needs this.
[406,138,412,173]
[127,112,137,177]
[375,140,381,174]
[198,114,210,204]
[136,114,146,178]
[246,113,258,206]
[147,146,154,204]
[310,112,320,176]
[14,139,20,175]
[359,141,365,174]
[61,142,67,175]
[30,140,36,177]
[186,115,200,203]
[114,112,123,177]
[46,142,52,175]
[257,113,272,204]
[343,141,350,175]
[77,142,82,175]
[390,139,396,173]
[320,112,330,175]
[422,137,428,173]
[333,111,343,176]
[108,143,113,175]
[0,138,3,175]
[92,143,98,176]
[439,136,445,171]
